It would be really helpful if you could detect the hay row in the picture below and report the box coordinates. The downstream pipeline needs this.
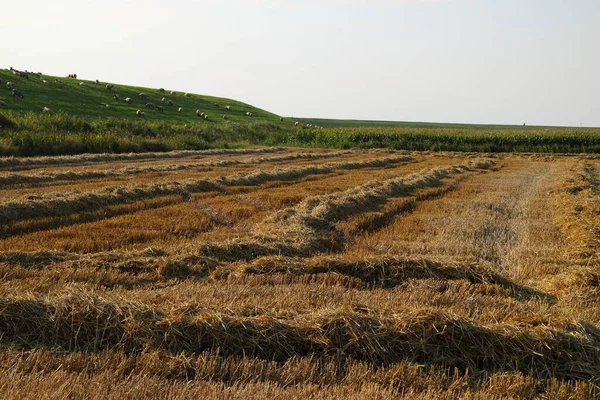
[0,292,598,381]
[222,255,537,294]
[0,147,288,170]
[555,161,600,261]
[0,155,414,223]
[0,150,354,188]
[0,249,535,296]
[2,348,595,399]
[256,159,496,252]
[193,159,495,260]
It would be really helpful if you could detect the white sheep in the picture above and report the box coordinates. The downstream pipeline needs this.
[125,97,132,103]
[225,105,231,111]
[136,110,145,118]
[161,97,166,102]
[41,79,49,84]
[42,106,52,113]
[184,92,191,97]
[79,82,86,87]
[203,114,209,120]
[178,107,183,112]
[170,90,177,95]
[294,122,299,126]
[6,82,13,89]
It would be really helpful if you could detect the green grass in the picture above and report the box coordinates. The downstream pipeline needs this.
[0,69,287,125]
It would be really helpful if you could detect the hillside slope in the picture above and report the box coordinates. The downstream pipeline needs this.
[0,68,287,125]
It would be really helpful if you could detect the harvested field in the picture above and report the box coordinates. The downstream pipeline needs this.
[1,147,599,399]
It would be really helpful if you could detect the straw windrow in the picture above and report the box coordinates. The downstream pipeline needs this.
[0,155,414,223]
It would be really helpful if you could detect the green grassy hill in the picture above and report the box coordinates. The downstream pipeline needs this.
[0,69,287,125]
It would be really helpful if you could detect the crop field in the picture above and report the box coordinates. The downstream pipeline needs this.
[1,147,600,399]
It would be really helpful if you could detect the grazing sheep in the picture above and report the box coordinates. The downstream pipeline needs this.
[158,88,165,93]
[0,101,6,107]
[161,97,166,102]
[294,122,299,126]
[113,94,120,101]
[178,107,183,112]
[146,102,155,109]
[106,84,114,91]
[225,105,231,111]
[213,103,219,108]
[139,93,148,99]
[11,89,24,99]
[245,112,253,117]
[67,73,77,79]
[125,97,132,103]
[100,103,110,108]
[6,82,13,89]
[10,68,28,79]
[95,79,99,85]
[222,115,227,120]
[170,90,176,95]
[203,114,209,120]
[184,93,191,97]
[42,107,52,113]
[168,100,173,106]
[41,79,49,84]
[196,110,202,116]
[79,82,86,87]
[156,105,164,112]
[136,110,145,118]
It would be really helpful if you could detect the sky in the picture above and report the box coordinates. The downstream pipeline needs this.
[2,0,599,126]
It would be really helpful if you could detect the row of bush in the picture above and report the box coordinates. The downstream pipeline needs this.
[1,111,599,156]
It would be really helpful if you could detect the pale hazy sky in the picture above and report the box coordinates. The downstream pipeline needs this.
[3,0,599,126]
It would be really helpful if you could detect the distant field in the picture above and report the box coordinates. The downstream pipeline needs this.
[0,148,599,398]
[294,116,563,130]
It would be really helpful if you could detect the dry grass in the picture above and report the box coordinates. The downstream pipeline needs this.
[0,147,286,171]
[0,150,353,188]
[1,150,599,399]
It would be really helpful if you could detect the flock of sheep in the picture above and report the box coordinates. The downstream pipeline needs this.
[1,68,321,128]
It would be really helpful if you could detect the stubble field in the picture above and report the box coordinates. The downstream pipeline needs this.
[0,147,599,399]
